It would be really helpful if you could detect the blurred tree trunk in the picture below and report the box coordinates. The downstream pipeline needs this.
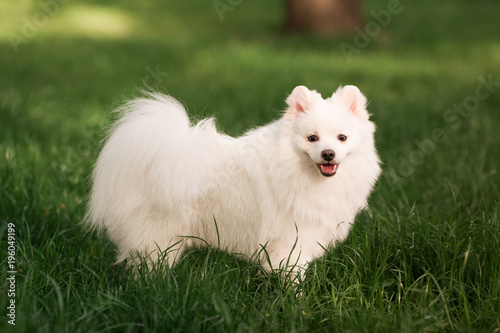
[285,0,363,34]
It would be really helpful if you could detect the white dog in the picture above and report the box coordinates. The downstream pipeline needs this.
[86,85,381,274]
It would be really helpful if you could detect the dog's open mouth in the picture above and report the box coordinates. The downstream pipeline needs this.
[316,163,339,177]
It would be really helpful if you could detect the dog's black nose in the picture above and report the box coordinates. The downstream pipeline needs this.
[321,149,335,162]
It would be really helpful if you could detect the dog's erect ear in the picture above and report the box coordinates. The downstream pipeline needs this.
[286,85,319,117]
[334,85,369,120]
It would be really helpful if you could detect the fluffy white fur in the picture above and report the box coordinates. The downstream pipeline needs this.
[86,85,381,273]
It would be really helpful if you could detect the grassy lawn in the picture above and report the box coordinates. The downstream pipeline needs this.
[1,0,500,331]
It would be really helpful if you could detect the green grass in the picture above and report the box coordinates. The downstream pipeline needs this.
[1,0,500,331]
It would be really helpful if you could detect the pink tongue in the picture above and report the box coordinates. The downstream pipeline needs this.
[321,164,336,174]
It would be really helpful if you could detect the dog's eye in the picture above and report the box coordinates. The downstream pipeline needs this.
[338,134,347,142]
[307,135,319,142]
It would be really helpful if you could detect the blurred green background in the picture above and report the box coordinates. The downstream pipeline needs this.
[2,0,499,213]
[1,0,499,332]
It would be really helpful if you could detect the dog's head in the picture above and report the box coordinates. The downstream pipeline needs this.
[285,85,375,177]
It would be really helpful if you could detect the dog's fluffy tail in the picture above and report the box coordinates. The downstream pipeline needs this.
[85,93,226,233]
